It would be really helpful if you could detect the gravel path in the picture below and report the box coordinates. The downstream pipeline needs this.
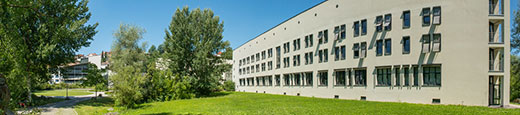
[20,91,108,115]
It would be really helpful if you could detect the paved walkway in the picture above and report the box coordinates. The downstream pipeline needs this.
[17,91,107,115]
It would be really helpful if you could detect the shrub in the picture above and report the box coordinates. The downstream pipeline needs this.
[223,81,235,91]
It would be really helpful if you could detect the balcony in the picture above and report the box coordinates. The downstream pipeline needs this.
[489,48,504,72]
[489,22,504,44]
[489,0,504,16]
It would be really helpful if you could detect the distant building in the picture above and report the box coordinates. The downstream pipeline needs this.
[51,51,111,84]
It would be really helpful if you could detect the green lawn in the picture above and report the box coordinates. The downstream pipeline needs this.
[75,97,116,115]
[75,92,520,115]
[33,89,93,96]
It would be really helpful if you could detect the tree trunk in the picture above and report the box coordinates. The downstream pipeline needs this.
[26,64,32,105]
[0,74,11,114]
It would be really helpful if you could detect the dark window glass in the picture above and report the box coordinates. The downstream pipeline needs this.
[319,71,328,86]
[395,68,401,86]
[413,66,419,86]
[354,21,360,37]
[423,66,441,86]
[354,43,360,58]
[354,69,367,86]
[376,16,383,32]
[376,40,383,56]
[335,71,346,86]
[423,8,431,26]
[403,36,410,54]
[340,45,346,60]
[384,14,392,30]
[403,11,411,28]
[361,19,367,35]
[404,67,410,86]
[385,39,392,55]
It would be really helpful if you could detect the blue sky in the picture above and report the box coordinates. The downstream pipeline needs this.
[78,0,518,55]
[79,0,325,54]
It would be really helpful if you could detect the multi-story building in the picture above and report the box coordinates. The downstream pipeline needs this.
[233,0,510,107]
[51,51,111,84]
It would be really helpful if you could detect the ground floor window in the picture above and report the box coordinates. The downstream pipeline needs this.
[294,73,302,86]
[395,67,401,86]
[275,75,281,86]
[376,68,391,86]
[413,66,419,86]
[305,72,313,86]
[318,71,328,86]
[404,67,410,86]
[334,70,346,86]
[284,74,290,86]
[423,66,441,86]
[354,69,367,86]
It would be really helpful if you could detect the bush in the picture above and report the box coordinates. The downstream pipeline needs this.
[223,81,235,91]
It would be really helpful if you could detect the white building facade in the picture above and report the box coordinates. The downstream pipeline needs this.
[233,0,510,106]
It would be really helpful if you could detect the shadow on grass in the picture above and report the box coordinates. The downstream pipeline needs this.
[199,91,232,98]
[76,97,114,107]
[141,112,174,115]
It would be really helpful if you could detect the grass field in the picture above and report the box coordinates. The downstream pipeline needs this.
[75,92,520,115]
[75,97,116,115]
[33,89,93,96]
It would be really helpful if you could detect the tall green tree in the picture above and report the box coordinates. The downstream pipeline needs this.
[163,7,232,96]
[512,55,520,101]
[110,24,147,108]
[0,0,97,108]
[82,63,107,99]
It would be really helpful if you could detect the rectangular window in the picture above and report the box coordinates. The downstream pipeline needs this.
[376,40,383,56]
[309,52,313,64]
[275,75,281,86]
[335,46,340,61]
[305,53,309,65]
[256,64,260,72]
[256,53,260,61]
[385,39,392,55]
[403,36,410,54]
[340,25,346,40]
[432,34,441,52]
[376,68,392,86]
[297,55,301,66]
[376,15,383,32]
[268,61,273,70]
[284,74,290,86]
[261,63,266,71]
[323,49,328,62]
[262,51,266,60]
[305,35,309,48]
[423,7,431,26]
[268,48,273,58]
[293,55,297,67]
[384,14,392,30]
[360,42,367,58]
[319,50,323,63]
[309,34,313,47]
[276,46,281,69]
[334,26,340,40]
[251,66,254,73]
[413,66,419,86]
[324,29,329,43]
[361,19,367,35]
[293,40,297,51]
[354,69,367,86]
[404,67,410,86]
[432,7,441,25]
[423,66,441,86]
[354,21,360,37]
[403,11,411,28]
[335,70,346,86]
[305,72,313,86]
[340,45,346,60]
[422,34,431,53]
[318,31,324,44]
[353,43,360,59]
[286,42,290,53]
[318,71,328,86]
[294,73,301,86]
[395,67,401,86]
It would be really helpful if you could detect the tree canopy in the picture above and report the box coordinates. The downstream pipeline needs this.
[0,0,97,110]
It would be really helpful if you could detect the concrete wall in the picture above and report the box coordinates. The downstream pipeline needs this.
[232,0,510,106]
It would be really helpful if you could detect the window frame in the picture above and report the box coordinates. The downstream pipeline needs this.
[422,7,431,26]
[403,10,411,29]
[361,19,367,35]
[403,36,411,54]
[354,21,360,37]
[432,6,441,25]
[384,14,392,31]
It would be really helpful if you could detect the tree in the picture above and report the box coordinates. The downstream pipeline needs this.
[163,6,232,96]
[0,0,97,109]
[110,24,148,108]
[512,9,520,53]
[82,63,107,99]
